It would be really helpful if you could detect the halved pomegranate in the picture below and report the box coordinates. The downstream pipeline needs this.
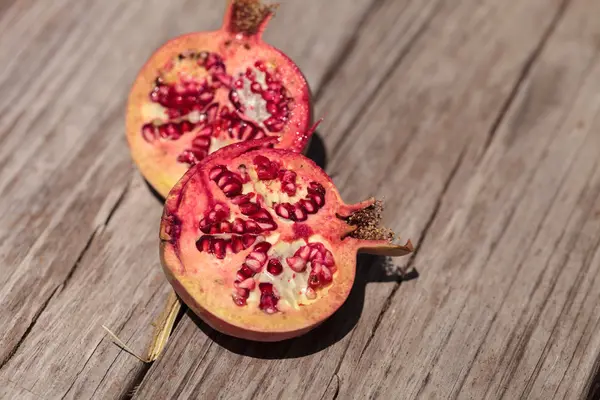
[126,0,312,197]
[160,138,413,341]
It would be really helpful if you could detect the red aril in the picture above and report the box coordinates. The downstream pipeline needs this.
[127,0,312,197]
[160,138,413,341]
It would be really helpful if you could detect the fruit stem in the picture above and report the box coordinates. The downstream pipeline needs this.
[222,0,278,38]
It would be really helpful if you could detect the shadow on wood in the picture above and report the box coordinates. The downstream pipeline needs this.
[144,179,166,204]
[186,254,419,359]
[304,131,327,170]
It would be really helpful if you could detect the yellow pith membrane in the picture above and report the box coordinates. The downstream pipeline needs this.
[126,0,312,198]
[160,138,413,341]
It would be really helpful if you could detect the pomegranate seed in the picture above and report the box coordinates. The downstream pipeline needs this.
[158,124,170,138]
[268,121,285,133]
[141,123,157,142]
[308,273,320,288]
[238,277,256,290]
[233,294,247,306]
[263,116,277,129]
[296,246,311,260]
[245,220,261,234]
[258,282,278,313]
[192,136,210,149]
[245,258,262,271]
[239,202,261,215]
[234,78,244,89]
[312,262,322,275]
[231,193,254,205]
[308,247,320,260]
[262,90,279,102]
[253,155,279,180]
[217,221,231,233]
[205,103,218,122]
[255,60,267,72]
[229,236,243,253]
[196,235,212,252]
[267,81,282,92]
[323,250,335,267]
[309,193,325,207]
[292,205,307,222]
[248,251,268,265]
[166,109,181,119]
[321,266,333,283]
[238,264,254,279]
[309,182,326,195]
[267,259,283,275]
[180,120,194,133]
[177,150,199,165]
[198,91,215,103]
[299,199,317,214]
[192,149,208,161]
[245,68,255,80]
[266,101,279,115]
[253,242,272,253]
[198,219,211,234]
[222,182,242,197]
[250,208,273,222]
[229,219,244,234]
[242,234,256,248]
[286,256,306,272]
[274,203,291,219]
[250,82,262,93]
[213,239,226,259]
[209,165,227,180]
[257,220,277,231]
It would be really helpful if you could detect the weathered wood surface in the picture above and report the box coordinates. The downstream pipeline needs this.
[1,0,600,399]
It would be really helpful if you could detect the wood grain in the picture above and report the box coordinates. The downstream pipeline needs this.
[134,0,600,398]
[2,0,600,398]
[0,0,377,398]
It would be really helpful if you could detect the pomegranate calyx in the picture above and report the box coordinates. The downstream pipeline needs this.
[343,200,393,241]
[223,0,278,36]
[341,200,414,257]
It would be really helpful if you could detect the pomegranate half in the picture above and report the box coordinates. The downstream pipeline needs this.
[126,0,312,197]
[160,138,413,341]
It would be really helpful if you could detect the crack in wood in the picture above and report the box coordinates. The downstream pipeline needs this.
[329,0,443,161]
[478,0,572,164]
[489,134,593,399]
[313,0,387,101]
[320,373,341,400]
[0,285,60,371]
[357,144,466,365]
[0,178,133,379]
[59,339,104,400]
[58,179,132,297]
[519,171,600,398]
[585,317,600,400]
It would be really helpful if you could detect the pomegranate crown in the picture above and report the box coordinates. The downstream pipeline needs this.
[223,0,279,36]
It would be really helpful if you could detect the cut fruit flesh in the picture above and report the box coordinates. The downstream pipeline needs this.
[160,138,413,341]
[126,0,312,198]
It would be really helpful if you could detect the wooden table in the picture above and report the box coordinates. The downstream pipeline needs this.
[2,0,600,398]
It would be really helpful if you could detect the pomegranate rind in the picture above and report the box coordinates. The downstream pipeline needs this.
[160,139,364,341]
[126,19,311,198]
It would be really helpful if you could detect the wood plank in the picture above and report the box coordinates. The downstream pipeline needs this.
[134,0,589,398]
[333,0,600,397]
[0,0,379,397]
